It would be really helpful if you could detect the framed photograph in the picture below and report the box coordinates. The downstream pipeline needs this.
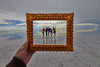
[26,13,74,51]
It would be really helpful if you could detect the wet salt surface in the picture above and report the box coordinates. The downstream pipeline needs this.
[33,33,66,45]
[0,32,100,67]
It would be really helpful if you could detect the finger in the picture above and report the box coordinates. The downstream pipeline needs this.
[29,51,36,56]
[20,41,28,50]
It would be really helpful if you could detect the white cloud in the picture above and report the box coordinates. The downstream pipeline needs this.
[0,0,99,24]
[37,23,53,27]
[0,0,100,32]
[33,24,36,25]
[10,22,13,23]
[0,12,25,24]
[33,20,66,28]
[16,23,26,26]
[74,23,98,27]
[74,23,99,32]
[34,20,66,24]
[75,28,98,32]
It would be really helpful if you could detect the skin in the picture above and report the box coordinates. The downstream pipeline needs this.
[15,41,36,64]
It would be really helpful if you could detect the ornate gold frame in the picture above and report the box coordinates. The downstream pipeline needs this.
[26,13,74,51]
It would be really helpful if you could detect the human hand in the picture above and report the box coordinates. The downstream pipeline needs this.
[15,41,36,64]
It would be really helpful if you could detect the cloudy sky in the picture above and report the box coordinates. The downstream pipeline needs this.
[0,0,100,31]
[33,20,66,30]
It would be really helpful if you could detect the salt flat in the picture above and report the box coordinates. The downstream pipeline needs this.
[0,32,100,67]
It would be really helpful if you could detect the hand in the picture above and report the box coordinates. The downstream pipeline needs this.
[15,41,36,64]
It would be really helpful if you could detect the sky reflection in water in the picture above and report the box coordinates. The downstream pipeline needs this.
[0,30,26,41]
[0,23,100,42]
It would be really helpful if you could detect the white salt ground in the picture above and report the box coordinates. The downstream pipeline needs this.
[0,32,100,67]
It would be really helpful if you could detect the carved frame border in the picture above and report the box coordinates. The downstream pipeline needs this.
[26,13,74,51]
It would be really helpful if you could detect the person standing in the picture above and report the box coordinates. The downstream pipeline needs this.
[40,28,45,37]
[45,27,48,37]
[47,27,50,37]
[53,26,56,37]
[50,27,52,37]
[42,28,45,37]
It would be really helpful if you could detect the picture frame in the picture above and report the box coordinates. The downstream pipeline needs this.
[26,13,74,51]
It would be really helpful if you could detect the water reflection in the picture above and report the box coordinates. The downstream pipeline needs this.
[7,34,23,40]
[43,37,56,44]
[74,23,100,32]
[0,30,26,41]
[0,33,24,40]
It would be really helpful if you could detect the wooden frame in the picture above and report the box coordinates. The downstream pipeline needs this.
[26,13,74,51]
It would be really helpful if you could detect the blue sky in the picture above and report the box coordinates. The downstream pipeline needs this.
[0,20,25,26]
[0,0,100,32]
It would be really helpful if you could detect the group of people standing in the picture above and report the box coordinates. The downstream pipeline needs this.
[40,26,56,37]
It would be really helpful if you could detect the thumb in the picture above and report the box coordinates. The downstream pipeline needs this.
[21,41,29,50]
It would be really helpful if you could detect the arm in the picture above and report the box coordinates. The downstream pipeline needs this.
[6,41,36,67]
[6,57,26,67]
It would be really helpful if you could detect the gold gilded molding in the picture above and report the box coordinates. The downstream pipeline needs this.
[26,13,74,51]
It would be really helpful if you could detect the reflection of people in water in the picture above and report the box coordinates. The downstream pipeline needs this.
[54,37,56,44]
[40,28,45,37]
[43,38,45,44]
[43,37,56,44]
[53,26,56,37]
